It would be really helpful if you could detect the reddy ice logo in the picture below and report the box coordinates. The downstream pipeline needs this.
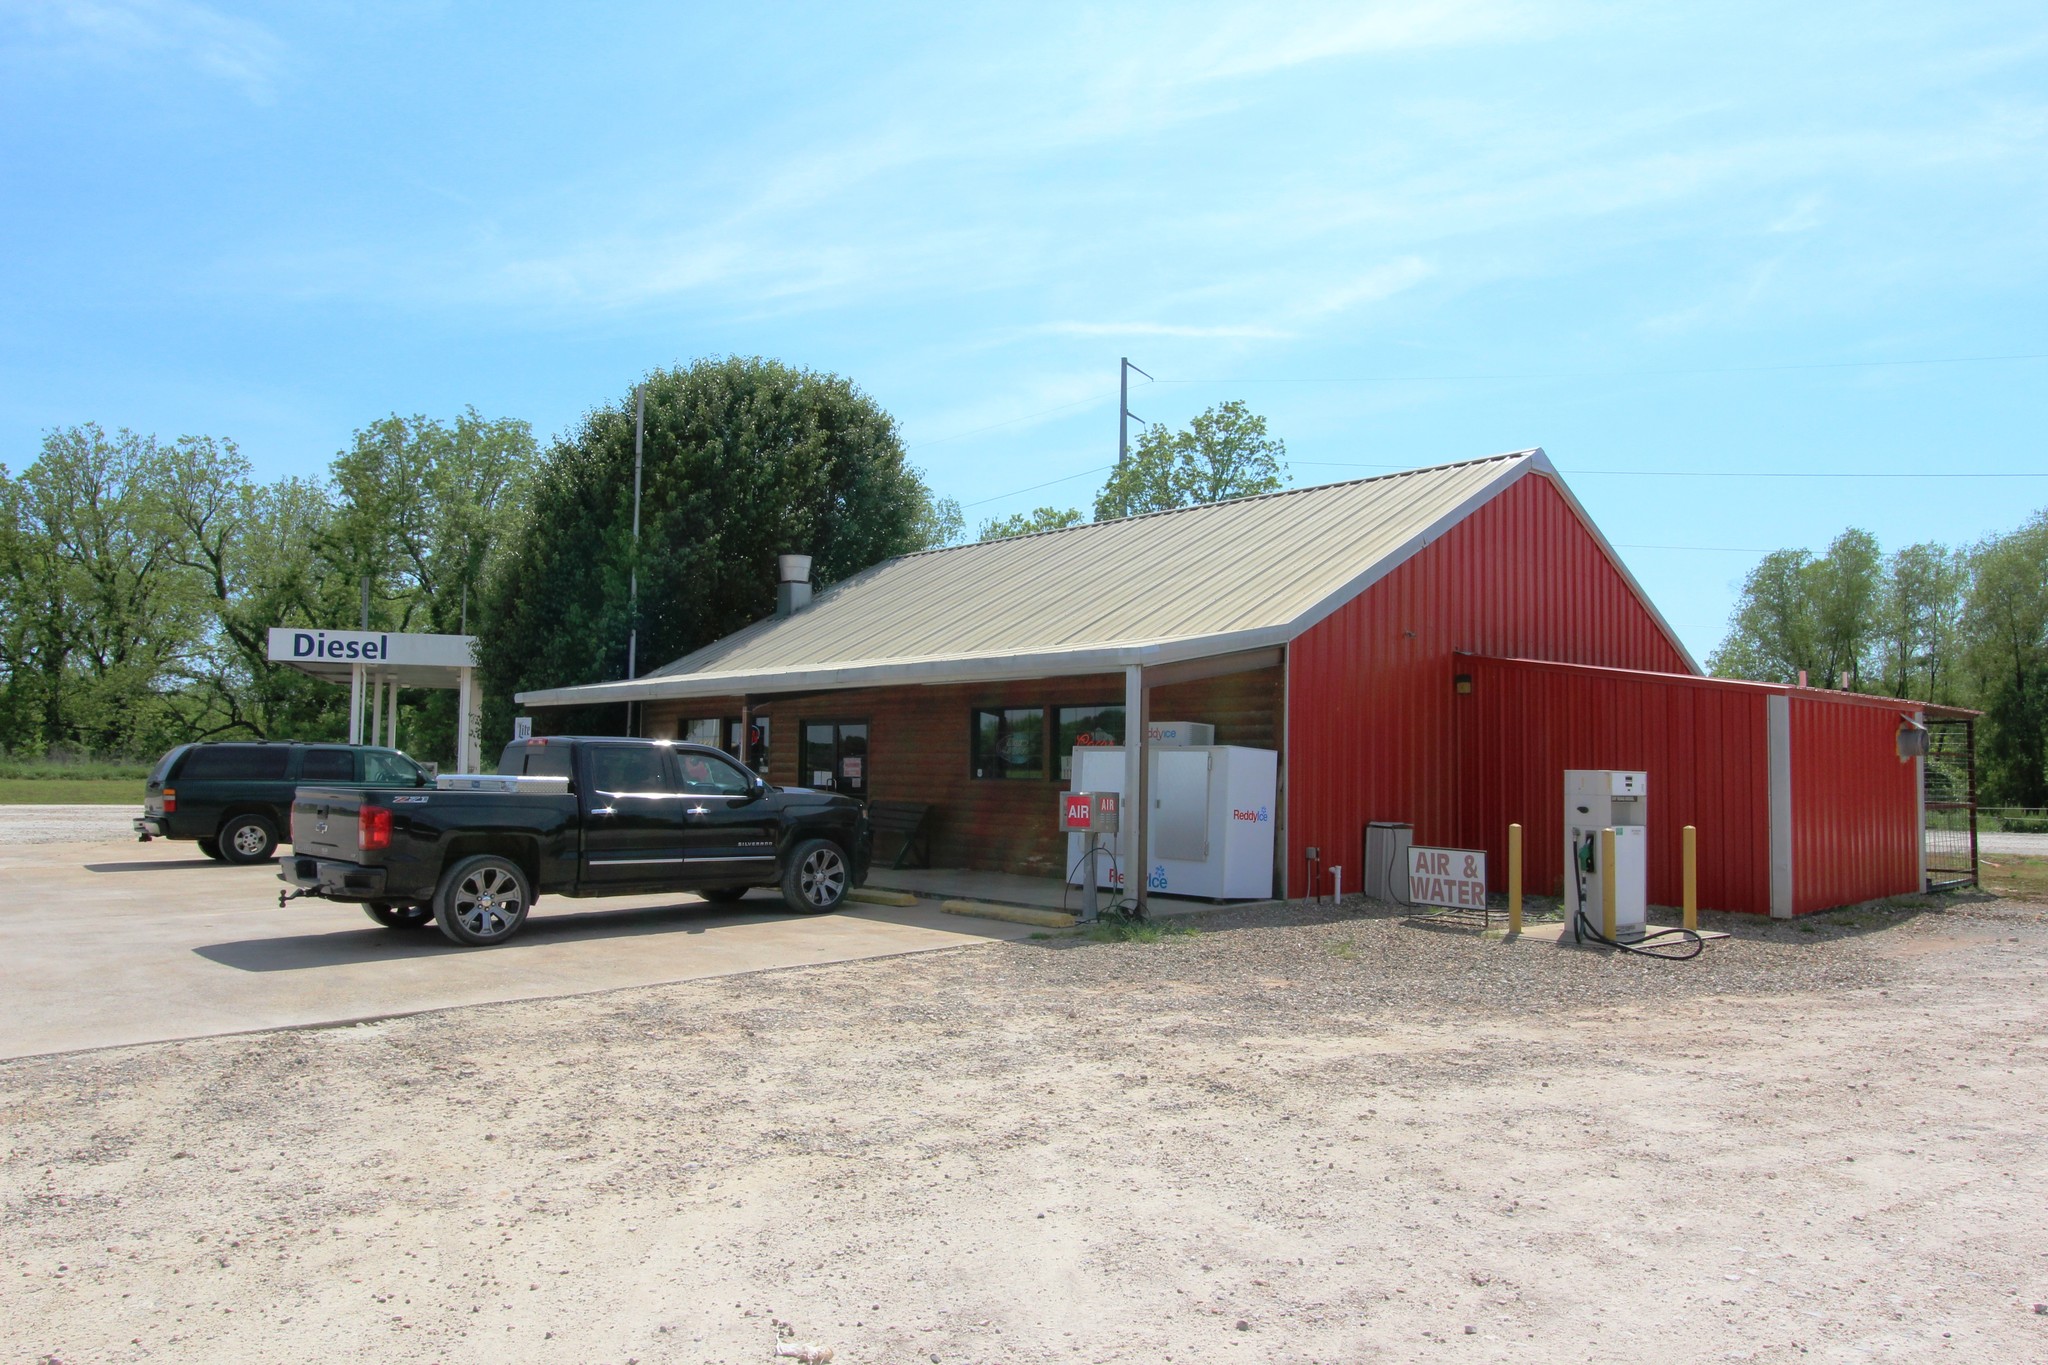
[1231,806,1269,823]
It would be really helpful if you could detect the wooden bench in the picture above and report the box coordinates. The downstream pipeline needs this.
[867,800,934,869]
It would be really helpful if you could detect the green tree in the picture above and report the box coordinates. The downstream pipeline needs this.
[0,426,207,754]
[1964,514,2048,806]
[478,357,946,741]
[1708,529,1883,687]
[978,506,1084,541]
[1094,400,1288,520]
[1873,542,1969,704]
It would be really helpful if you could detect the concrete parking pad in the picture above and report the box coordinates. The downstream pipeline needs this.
[0,835,1031,1059]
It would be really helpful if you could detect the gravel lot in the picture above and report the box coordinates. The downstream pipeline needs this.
[5,892,2046,1364]
[0,805,140,844]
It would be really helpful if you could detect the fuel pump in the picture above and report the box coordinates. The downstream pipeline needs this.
[1564,770,1648,944]
[1562,770,1705,959]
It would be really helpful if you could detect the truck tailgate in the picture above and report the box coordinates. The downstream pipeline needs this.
[291,787,362,860]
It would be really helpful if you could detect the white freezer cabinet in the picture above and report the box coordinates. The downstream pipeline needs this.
[1065,745,1277,900]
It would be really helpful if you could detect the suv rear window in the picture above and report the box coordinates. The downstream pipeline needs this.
[148,746,188,786]
[300,748,355,781]
[176,745,291,781]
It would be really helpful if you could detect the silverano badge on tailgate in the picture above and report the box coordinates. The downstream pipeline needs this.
[392,795,428,803]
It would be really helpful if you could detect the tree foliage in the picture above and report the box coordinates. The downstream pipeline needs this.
[1094,400,1288,520]
[1710,514,2048,805]
[0,412,535,763]
[1965,513,2048,807]
[478,357,951,738]
[977,506,1084,541]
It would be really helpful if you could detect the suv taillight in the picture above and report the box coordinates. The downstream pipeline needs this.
[161,788,176,813]
[358,805,391,852]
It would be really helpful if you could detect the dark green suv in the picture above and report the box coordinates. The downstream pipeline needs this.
[135,742,430,864]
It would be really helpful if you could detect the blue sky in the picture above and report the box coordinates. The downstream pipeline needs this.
[2,1,2044,661]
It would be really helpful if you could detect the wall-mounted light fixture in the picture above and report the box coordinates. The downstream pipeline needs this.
[1454,673,1474,695]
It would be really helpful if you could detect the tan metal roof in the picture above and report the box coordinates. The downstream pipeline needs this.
[518,448,1692,705]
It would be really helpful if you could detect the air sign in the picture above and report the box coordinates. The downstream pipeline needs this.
[1407,846,1488,910]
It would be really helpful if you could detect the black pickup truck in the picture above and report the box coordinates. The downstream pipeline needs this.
[279,736,871,946]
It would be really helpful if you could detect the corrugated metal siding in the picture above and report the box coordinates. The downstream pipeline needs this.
[1454,657,1773,911]
[1285,473,1694,898]
[1789,695,1921,912]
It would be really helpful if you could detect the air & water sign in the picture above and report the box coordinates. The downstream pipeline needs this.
[1407,846,1488,910]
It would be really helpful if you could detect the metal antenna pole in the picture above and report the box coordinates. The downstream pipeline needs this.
[627,384,645,733]
[1119,357,1152,469]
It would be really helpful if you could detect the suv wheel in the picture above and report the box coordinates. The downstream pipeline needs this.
[219,814,279,865]
[781,839,849,913]
[433,855,532,946]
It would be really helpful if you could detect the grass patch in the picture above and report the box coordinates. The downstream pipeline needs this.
[1326,937,1359,959]
[1086,912,1198,944]
[0,757,152,781]
[0,778,145,805]
[1980,855,2048,902]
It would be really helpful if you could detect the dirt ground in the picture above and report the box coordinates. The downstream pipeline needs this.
[5,892,2046,1365]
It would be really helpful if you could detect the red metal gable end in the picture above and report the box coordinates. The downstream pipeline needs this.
[1284,471,1691,898]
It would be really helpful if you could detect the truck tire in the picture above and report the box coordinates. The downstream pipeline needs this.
[432,854,532,946]
[699,886,751,904]
[219,813,279,865]
[781,839,849,914]
[197,836,224,861]
[364,902,434,930]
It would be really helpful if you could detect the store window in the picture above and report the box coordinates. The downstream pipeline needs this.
[1056,704,1125,780]
[972,707,1046,780]
[684,718,724,748]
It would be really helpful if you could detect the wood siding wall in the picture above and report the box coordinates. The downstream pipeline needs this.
[642,665,1284,878]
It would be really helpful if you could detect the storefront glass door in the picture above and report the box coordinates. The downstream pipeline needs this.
[801,721,869,800]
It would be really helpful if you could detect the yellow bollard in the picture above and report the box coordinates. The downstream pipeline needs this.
[1683,824,1698,931]
[1600,827,1617,941]
[1507,823,1523,934]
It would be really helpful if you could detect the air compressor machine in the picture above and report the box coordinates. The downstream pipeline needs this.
[1564,770,1648,944]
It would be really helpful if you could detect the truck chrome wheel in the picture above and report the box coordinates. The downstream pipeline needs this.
[432,854,533,946]
[783,839,848,913]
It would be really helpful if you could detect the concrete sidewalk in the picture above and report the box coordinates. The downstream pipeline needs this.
[1,836,1029,1060]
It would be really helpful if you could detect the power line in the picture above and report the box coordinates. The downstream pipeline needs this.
[960,464,1113,509]
[1154,351,2048,386]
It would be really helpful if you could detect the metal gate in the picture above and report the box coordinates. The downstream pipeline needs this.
[1923,718,1977,892]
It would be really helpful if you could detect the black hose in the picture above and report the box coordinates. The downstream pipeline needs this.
[1572,909,1706,960]
[1062,840,1141,920]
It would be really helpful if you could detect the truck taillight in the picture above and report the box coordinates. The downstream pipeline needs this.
[161,788,176,813]
[358,805,391,852]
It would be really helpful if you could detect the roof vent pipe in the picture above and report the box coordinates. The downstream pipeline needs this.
[776,554,813,617]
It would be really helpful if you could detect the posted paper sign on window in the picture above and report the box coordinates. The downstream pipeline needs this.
[1407,846,1488,910]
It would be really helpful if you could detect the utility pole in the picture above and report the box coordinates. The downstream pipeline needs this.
[1118,356,1152,469]
[627,384,645,735]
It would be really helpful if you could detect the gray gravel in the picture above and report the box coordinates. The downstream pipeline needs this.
[0,804,139,844]
[7,886,2045,1363]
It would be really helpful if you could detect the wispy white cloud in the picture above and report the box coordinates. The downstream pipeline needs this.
[2,0,285,97]
[1034,321,1294,339]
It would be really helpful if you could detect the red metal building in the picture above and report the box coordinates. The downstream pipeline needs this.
[522,449,1964,916]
